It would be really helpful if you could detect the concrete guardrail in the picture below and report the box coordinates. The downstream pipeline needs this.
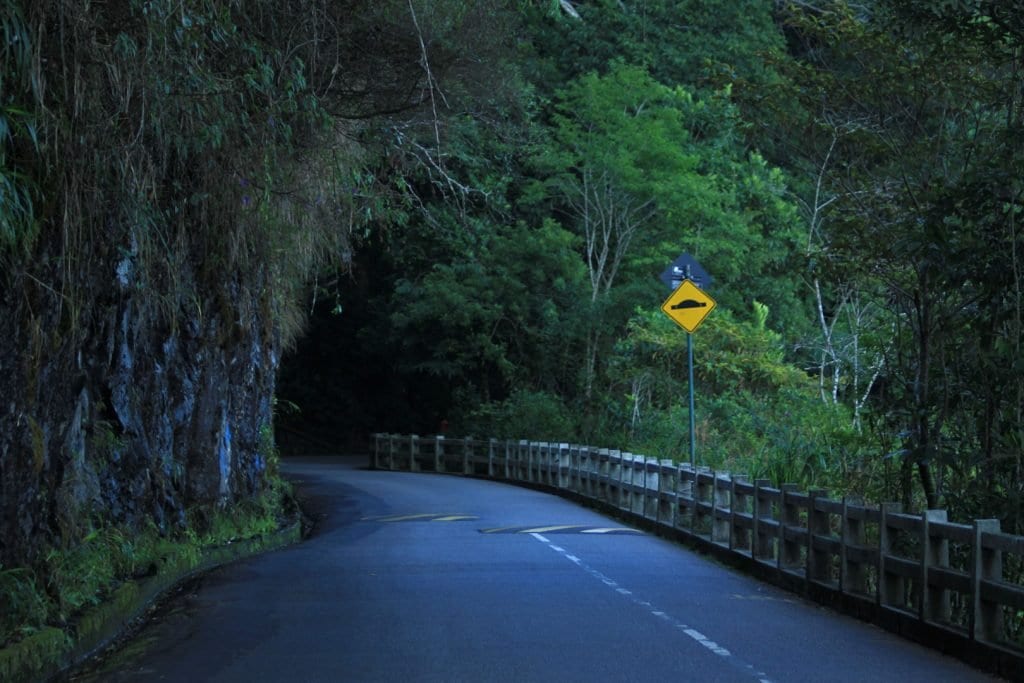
[372,433,1024,680]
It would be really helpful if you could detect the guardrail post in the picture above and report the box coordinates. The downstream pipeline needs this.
[921,510,950,624]
[730,475,748,552]
[622,453,636,512]
[658,460,676,527]
[434,435,445,472]
[573,445,583,494]
[488,438,497,478]
[598,449,611,503]
[840,496,866,595]
[520,438,528,481]
[581,446,589,493]
[680,467,696,532]
[694,471,712,535]
[878,502,903,609]
[372,433,382,469]
[558,443,570,489]
[753,479,773,561]
[576,445,585,493]
[463,437,473,475]
[778,483,802,573]
[644,458,658,520]
[549,443,558,487]
[522,440,530,481]
[631,454,645,515]
[387,434,397,471]
[778,484,800,571]
[807,489,829,583]
[567,444,577,492]
[971,519,1004,643]
[403,436,415,473]
[712,473,730,546]
[620,451,630,510]
[607,450,621,508]
[516,440,527,480]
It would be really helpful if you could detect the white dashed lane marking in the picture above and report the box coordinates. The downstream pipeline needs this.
[529,533,774,683]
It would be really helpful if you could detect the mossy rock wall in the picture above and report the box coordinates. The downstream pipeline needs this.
[0,238,281,567]
[0,0,484,567]
[0,0,349,568]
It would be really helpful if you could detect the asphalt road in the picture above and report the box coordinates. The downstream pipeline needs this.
[72,455,999,682]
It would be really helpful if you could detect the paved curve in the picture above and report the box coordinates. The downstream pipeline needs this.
[74,456,999,682]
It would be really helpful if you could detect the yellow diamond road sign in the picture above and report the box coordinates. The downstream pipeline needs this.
[661,279,716,333]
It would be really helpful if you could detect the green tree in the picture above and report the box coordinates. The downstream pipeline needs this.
[533,63,808,411]
[522,0,786,96]
[775,1,1024,516]
[610,305,871,491]
[389,217,584,406]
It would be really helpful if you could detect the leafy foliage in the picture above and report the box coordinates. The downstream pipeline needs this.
[609,306,873,490]
[465,389,578,442]
[772,0,1024,515]
[0,479,293,647]
[0,565,51,643]
[0,0,40,255]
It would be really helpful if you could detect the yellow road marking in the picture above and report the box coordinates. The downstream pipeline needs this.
[480,525,644,534]
[364,513,450,522]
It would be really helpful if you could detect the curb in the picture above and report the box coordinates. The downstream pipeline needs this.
[0,521,302,683]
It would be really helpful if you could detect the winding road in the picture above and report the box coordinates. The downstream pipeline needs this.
[73,455,998,682]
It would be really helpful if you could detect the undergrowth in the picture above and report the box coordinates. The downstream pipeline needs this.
[0,478,295,650]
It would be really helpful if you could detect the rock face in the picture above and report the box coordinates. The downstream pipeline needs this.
[0,0,478,569]
[0,231,280,568]
[0,0,350,570]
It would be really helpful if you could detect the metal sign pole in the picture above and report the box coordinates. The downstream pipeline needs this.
[687,331,696,469]
[659,252,715,472]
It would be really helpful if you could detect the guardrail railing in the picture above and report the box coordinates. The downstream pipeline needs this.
[371,433,1024,676]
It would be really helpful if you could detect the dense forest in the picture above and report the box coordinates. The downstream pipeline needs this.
[280,0,1024,533]
[1,0,1022,653]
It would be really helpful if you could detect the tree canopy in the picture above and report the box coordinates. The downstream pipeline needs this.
[22,0,995,527]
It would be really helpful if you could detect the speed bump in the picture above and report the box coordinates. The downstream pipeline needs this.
[362,513,479,522]
[479,525,642,535]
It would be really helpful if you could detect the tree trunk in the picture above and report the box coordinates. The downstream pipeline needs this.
[918,460,938,510]
[900,455,914,510]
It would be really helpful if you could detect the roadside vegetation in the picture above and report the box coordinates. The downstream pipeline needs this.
[0,475,295,650]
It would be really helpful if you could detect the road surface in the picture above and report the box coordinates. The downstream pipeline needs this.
[73,455,999,682]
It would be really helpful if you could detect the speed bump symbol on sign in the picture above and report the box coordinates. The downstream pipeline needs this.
[661,279,716,333]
